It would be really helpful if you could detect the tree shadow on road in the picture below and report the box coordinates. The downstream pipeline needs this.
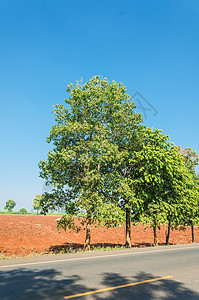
[0,268,198,299]
[48,242,175,254]
[0,268,88,300]
[134,242,175,247]
[94,271,199,299]
[49,243,125,254]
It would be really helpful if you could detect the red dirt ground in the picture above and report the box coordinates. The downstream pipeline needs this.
[0,215,198,258]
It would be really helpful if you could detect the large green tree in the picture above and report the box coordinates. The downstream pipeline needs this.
[175,146,199,242]
[130,128,191,245]
[39,76,141,250]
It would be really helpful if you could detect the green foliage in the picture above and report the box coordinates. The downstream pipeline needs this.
[39,75,142,248]
[38,75,199,249]
[33,194,43,214]
[175,147,199,230]
[4,200,16,212]
[128,128,195,244]
[175,146,199,175]
[19,208,27,214]
[57,215,81,233]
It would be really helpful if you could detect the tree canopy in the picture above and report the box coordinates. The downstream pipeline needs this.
[33,194,43,214]
[39,76,142,249]
[131,130,195,244]
[4,200,16,212]
[175,146,199,242]
[39,75,199,249]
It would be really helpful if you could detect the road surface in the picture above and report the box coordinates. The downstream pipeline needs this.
[0,243,199,299]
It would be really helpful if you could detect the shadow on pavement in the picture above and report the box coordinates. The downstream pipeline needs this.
[49,243,125,254]
[48,242,176,254]
[95,271,199,299]
[0,268,87,300]
[0,268,198,299]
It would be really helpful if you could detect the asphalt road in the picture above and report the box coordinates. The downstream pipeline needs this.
[0,243,199,299]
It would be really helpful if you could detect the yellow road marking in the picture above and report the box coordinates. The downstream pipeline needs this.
[64,275,173,299]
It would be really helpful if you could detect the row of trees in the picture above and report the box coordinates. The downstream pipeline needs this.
[39,76,199,249]
[3,196,61,214]
[3,198,42,214]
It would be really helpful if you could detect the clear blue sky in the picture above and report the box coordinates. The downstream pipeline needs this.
[0,0,199,212]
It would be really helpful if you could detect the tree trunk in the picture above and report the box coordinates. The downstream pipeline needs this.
[153,217,158,246]
[125,207,131,248]
[84,210,92,250]
[166,218,171,245]
[191,222,195,243]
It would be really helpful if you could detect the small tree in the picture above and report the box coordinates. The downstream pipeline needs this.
[19,208,27,214]
[33,194,43,214]
[4,200,16,212]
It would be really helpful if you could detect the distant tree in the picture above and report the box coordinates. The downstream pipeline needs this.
[33,194,43,214]
[4,200,16,212]
[19,208,27,214]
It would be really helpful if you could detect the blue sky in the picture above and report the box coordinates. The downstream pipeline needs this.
[0,0,199,212]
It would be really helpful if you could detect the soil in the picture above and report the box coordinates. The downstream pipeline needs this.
[0,215,198,258]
